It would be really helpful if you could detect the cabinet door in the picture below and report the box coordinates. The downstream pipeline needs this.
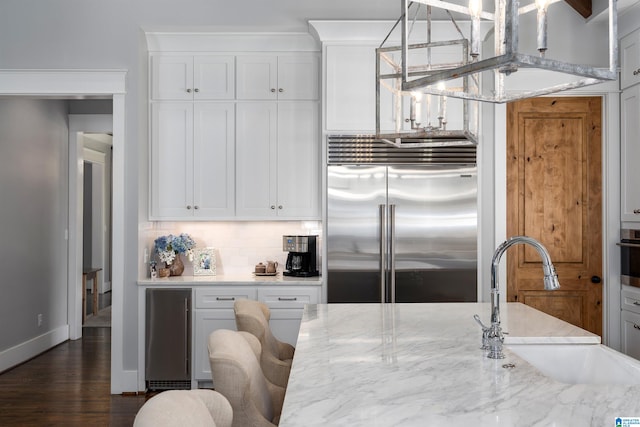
[621,29,640,90]
[623,310,640,361]
[236,56,278,100]
[621,85,640,222]
[235,102,278,217]
[193,103,235,218]
[277,55,319,100]
[258,286,320,346]
[193,56,236,100]
[193,309,237,381]
[277,102,320,218]
[151,56,194,101]
[150,102,194,218]
[326,45,376,131]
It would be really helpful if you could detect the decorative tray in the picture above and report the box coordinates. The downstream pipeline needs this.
[253,272,278,276]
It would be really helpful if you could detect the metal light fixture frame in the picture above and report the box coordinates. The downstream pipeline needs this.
[376,5,480,146]
[399,0,618,103]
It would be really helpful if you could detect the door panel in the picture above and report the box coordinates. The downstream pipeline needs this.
[327,165,387,303]
[387,165,478,302]
[506,97,602,335]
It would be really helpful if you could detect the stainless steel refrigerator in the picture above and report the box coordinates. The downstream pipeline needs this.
[327,136,477,303]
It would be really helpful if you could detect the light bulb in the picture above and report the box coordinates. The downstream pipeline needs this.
[535,0,550,10]
[469,0,482,18]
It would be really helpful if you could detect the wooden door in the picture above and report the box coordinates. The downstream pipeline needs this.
[506,97,602,336]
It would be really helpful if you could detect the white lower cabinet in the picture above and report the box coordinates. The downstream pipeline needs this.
[623,310,640,361]
[192,285,320,385]
[258,287,320,346]
[622,286,640,361]
[193,287,257,383]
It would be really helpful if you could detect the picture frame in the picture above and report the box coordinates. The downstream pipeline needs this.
[193,247,216,276]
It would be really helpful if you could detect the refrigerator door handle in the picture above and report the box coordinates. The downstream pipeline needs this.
[379,204,386,303]
[389,204,396,303]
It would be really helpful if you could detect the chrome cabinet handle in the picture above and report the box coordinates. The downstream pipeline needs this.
[278,297,298,301]
[617,242,640,248]
[278,88,283,93]
[634,324,640,330]
[633,302,640,306]
[194,205,199,210]
[634,69,640,76]
[194,88,199,93]
[634,209,640,214]
[216,297,235,301]
[270,88,276,93]
[278,205,283,210]
[186,88,192,93]
[186,205,192,210]
[271,205,276,210]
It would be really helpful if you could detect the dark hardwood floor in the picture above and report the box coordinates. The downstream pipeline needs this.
[0,292,147,426]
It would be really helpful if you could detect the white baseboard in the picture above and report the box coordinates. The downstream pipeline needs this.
[111,369,140,394]
[0,325,69,373]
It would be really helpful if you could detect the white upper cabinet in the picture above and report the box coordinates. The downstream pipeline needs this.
[236,54,319,100]
[326,45,378,131]
[151,55,235,100]
[621,29,640,91]
[276,101,320,217]
[150,102,235,219]
[621,84,640,222]
[235,101,320,219]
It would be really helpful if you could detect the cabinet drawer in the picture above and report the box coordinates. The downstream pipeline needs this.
[622,286,640,315]
[194,287,257,309]
[258,287,320,309]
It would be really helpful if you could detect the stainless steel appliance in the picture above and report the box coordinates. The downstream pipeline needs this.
[283,235,319,277]
[145,288,191,390]
[620,228,640,288]
[327,136,477,303]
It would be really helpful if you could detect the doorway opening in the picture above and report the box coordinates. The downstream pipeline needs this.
[81,133,113,328]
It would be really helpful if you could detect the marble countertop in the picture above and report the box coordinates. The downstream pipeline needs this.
[279,303,639,427]
[137,273,322,286]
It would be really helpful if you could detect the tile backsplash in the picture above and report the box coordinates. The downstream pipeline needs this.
[140,221,322,278]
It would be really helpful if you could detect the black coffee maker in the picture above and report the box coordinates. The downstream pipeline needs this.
[283,235,319,277]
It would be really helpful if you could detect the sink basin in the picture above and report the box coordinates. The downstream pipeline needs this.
[507,344,640,385]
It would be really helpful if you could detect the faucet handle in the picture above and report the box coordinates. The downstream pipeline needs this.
[473,314,490,350]
[473,314,489,330]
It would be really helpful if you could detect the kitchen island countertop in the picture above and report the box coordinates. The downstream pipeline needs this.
[279,303,639,426]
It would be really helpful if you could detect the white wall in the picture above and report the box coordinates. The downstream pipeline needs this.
[0,99,69,367]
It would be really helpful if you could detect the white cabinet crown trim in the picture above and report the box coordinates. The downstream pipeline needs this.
[146,32,320,53]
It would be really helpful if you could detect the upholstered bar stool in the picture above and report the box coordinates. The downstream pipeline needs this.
[208,329,286,427]
[233,299,294,388]
[133,389,233,427]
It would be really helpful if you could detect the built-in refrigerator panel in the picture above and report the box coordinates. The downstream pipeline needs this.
[388,164,477,302]
[326,136,478,304]
[327,165,387,302]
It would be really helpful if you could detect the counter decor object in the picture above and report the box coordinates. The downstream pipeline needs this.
[194,247,216,276]
[154,233,196,277]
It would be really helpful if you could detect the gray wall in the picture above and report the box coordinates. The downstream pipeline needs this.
[0,99,69,350]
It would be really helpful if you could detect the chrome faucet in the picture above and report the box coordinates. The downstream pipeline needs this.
[480,236,560,359]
